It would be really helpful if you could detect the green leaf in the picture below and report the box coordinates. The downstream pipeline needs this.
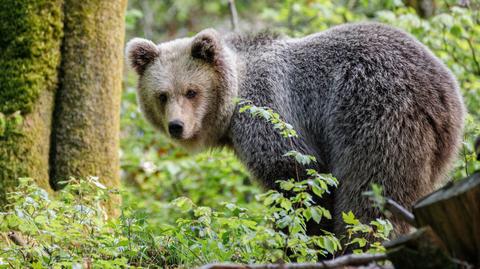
[238,105,252,113]
[310,207,322,223]
[450,25,463,38]
[279,180,295,191]
[350,237,367,248]
[323,236,337,254]
[0,113,5,136]
[31,261,44,269]
[311,184,324,197]
[280,199,292,210]
[117,239,130,247]
[342,211,360,225]
[171,197,194,212]
[321,207,332,220]
[302,208,312,221]
[34,215,48,225]
[277,215,292,229]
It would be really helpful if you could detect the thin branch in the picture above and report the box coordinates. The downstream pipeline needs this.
[227,0,239,32]
[458,0,470,7]
[463,135,470,177]
[451,258,475,269]
[385,198,416,227]
[7,231,27,247]
[465,37,480,75]
[440,26,464,71]
[197,253,388,269]
[474,136,480,161]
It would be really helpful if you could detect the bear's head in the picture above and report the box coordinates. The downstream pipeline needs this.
[126,29,238,152]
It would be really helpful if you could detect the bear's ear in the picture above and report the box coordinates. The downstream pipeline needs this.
[125,38,159,75]
[191,29,221,64]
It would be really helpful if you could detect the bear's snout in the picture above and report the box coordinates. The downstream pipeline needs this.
[168,120,184,139]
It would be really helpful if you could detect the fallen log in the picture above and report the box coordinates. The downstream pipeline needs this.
[384,227,455,269]
[412,172,480,266]
[197,253,389,269]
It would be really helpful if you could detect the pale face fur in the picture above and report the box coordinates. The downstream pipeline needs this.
[137,38,213,151]
[127,32,238,152]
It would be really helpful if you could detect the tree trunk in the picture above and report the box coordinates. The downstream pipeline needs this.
[404,0,436,18]
[0,0,63,205]
[49,0,126,212]
[0,0,126,214]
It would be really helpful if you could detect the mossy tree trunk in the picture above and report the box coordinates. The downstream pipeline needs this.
[50,0,126,197]
[0,0,126,213]
[0,0,63,205]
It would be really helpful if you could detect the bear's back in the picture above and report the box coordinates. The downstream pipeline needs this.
[279,23,463,160]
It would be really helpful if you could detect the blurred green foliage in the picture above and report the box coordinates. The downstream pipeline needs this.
[0,1,479,268]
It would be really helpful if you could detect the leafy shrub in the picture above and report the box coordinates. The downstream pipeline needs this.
[0,100,392,268]
[0,177,129,268]
[0,177,390,268]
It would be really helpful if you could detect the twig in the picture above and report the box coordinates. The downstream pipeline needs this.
[7,231,27,247]
[474,136,479,161]
[458,0,470,8]
[7,231,33,262]
[384,198,416,227]
[197,253,388,269]
[463,135,470,177]
[227,0,239,31]
[441,25,466,74]
[465,37,480,75]
[451,258,475,269]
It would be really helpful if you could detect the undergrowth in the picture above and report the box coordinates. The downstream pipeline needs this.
[0,100,392,268]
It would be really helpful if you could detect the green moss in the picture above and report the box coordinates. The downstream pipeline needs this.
[0,0,63,114]
[0,0,63,205]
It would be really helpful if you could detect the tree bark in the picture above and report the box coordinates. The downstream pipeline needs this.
[50,0,126,212]
[403,0,436,18]
[385,227,455,269]
[413,173,480,266]
[198,254,389,269]
[0,0,63,205]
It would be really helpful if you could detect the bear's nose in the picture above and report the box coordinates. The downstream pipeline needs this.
[168,120,184,138]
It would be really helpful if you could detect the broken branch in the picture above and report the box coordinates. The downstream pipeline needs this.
[227,0,239,31]
[197,253,388,269]
[384,198,416,227]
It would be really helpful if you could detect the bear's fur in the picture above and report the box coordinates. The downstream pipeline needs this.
[126,22,466,235]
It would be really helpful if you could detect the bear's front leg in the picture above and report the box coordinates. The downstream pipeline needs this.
[228,107,333,234]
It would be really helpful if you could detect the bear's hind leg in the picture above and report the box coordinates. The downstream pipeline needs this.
[329,113,437,239]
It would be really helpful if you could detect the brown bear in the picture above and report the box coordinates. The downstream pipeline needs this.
[126,22,466,236]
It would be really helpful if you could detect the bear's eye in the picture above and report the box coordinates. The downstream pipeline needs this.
[185,89,197,99]
[158,93,168,103]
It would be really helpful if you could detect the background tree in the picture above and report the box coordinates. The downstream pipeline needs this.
[0,0,127,210]
[49,0,126,192]
[0,0,63,204]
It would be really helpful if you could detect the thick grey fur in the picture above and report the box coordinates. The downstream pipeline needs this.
[127,22,466,235]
